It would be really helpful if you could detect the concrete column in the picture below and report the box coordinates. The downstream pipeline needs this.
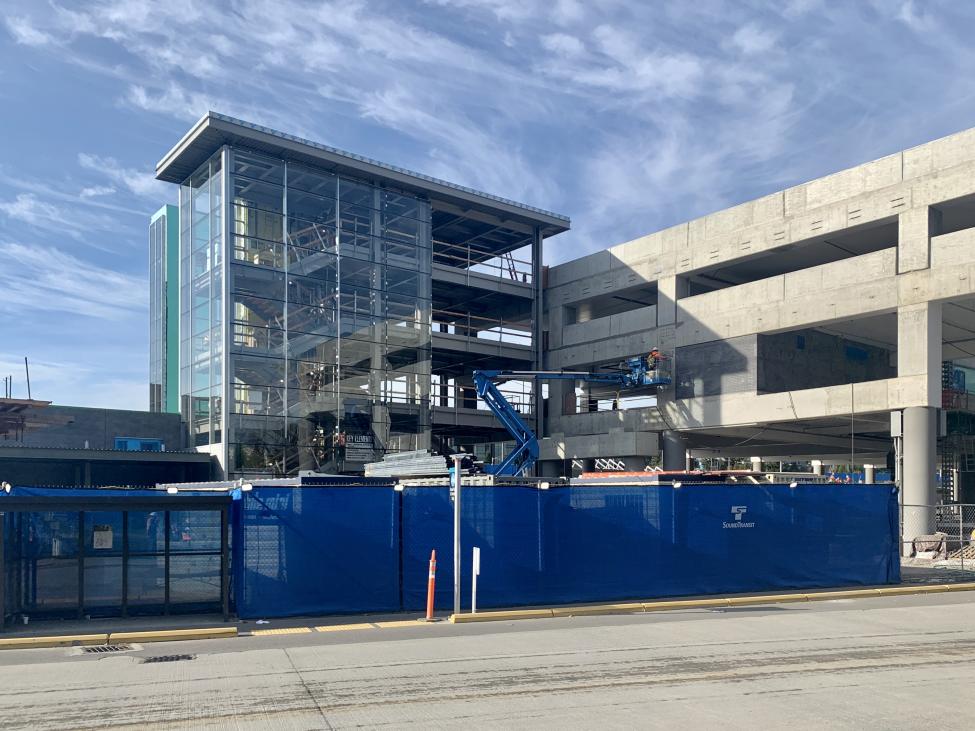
[750,456,763,473]
[902,406,937,544]
[898,206,942,274]
[864,464,875,484]
[897,302,943,407]
[623,456,646,472]
[811,460,823,476]
[661,431,687,471]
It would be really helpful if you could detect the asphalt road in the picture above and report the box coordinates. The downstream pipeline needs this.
[2,592,975,729]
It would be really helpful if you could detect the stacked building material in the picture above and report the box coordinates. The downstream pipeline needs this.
[364,450,449,478]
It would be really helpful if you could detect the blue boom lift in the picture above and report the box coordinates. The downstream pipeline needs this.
[472,351,671,477]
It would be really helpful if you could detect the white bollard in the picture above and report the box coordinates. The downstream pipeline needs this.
[472,546,481,614]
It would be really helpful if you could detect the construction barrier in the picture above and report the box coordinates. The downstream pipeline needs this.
[233,483,899,618]
[233,486,400,618]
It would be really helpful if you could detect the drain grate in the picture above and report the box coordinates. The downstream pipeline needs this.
[142,654,195,664]
[83,644,132,654]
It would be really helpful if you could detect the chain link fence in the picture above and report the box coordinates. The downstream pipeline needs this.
[901,503,975,570]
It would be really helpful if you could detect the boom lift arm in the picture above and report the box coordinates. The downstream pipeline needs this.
[472,353,671,477]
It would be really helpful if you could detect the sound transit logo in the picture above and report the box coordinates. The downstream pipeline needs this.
[723,505,755,529]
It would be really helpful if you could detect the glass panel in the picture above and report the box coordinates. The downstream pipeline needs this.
[289,189,337,225]
[234,354,285,388]
[383,190,421,220]
[289,274,336,307]
[234,204,283,242]
[84,556,122,610]
[232,323,285,354]
[234,294,285,329]
[169,511,222,553]
[230,413,287,445]
[127,511,166,554]
[288,217,336,253]
[383,214,421,245]
[127,556,165,606]
[288,163,336,196]
[232,264,286,300]
[232,176,283,214]
[169,554,221,606]
[288,302,337,338]
[234,149,284,184]
[233,235,285,269]
[339,178,375,207]
[289,245,337,280]
[25,512,79,557]
[30,558,79,611]
[233,383,285,416]
[233,442,290,474]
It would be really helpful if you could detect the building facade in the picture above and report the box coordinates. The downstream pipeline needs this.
[149,204,180,413]
[539,125,975,524]
[154,113,568,479]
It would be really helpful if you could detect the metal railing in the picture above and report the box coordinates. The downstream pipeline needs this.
[431,380,534,415]
[900,503,975,569]
[433,240,533,283]
[432,308,532,347]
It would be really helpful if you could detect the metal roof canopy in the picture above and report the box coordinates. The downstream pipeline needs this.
[156,112,570,239]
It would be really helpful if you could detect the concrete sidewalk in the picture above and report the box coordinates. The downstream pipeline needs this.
[4,568,975,650]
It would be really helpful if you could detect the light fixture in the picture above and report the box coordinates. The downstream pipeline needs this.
[673,481,682,488]
[240,483,253,492]
[789,481,798,488]
[394,484,405,492]
[1,481,11,494]
[166,486,178,494]
[539,481,550,490]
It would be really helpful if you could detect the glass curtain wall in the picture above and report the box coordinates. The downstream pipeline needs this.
[228,148,432,477]
[149,214,166,413]
[179,153,224,450]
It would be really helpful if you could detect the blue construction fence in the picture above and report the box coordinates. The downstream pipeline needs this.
[232,483,900,619]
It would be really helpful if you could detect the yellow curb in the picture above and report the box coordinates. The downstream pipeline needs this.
[643,598,729,611]
[724,593,810,606]
[375,620,424,628]
[110,627,237,643]
[448,583,975,624]
[250,627,312,636]
[803,590,876,600]
[450,609,555,623]
[551,602,645,617]
[0,633,108,650]
[315,623,376,632]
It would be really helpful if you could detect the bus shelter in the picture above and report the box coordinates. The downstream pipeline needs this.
[0,486,230,628]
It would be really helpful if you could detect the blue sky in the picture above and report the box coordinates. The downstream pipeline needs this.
[1,0,974,410]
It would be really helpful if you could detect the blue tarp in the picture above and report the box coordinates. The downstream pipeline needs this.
[239,483,899,617]
[233,486,400,619]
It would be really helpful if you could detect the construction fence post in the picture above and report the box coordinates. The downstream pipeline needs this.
[452,454,463,618]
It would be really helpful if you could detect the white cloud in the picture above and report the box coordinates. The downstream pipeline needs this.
[731,23,777,56]
[551,0,585,26]
[4,16,54,45]
[0,241,146,320]
[0,193,63,227]
[540,33,585,57]
[79,184,117,199]
[896,0,936,32]
[78,152,169,201]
